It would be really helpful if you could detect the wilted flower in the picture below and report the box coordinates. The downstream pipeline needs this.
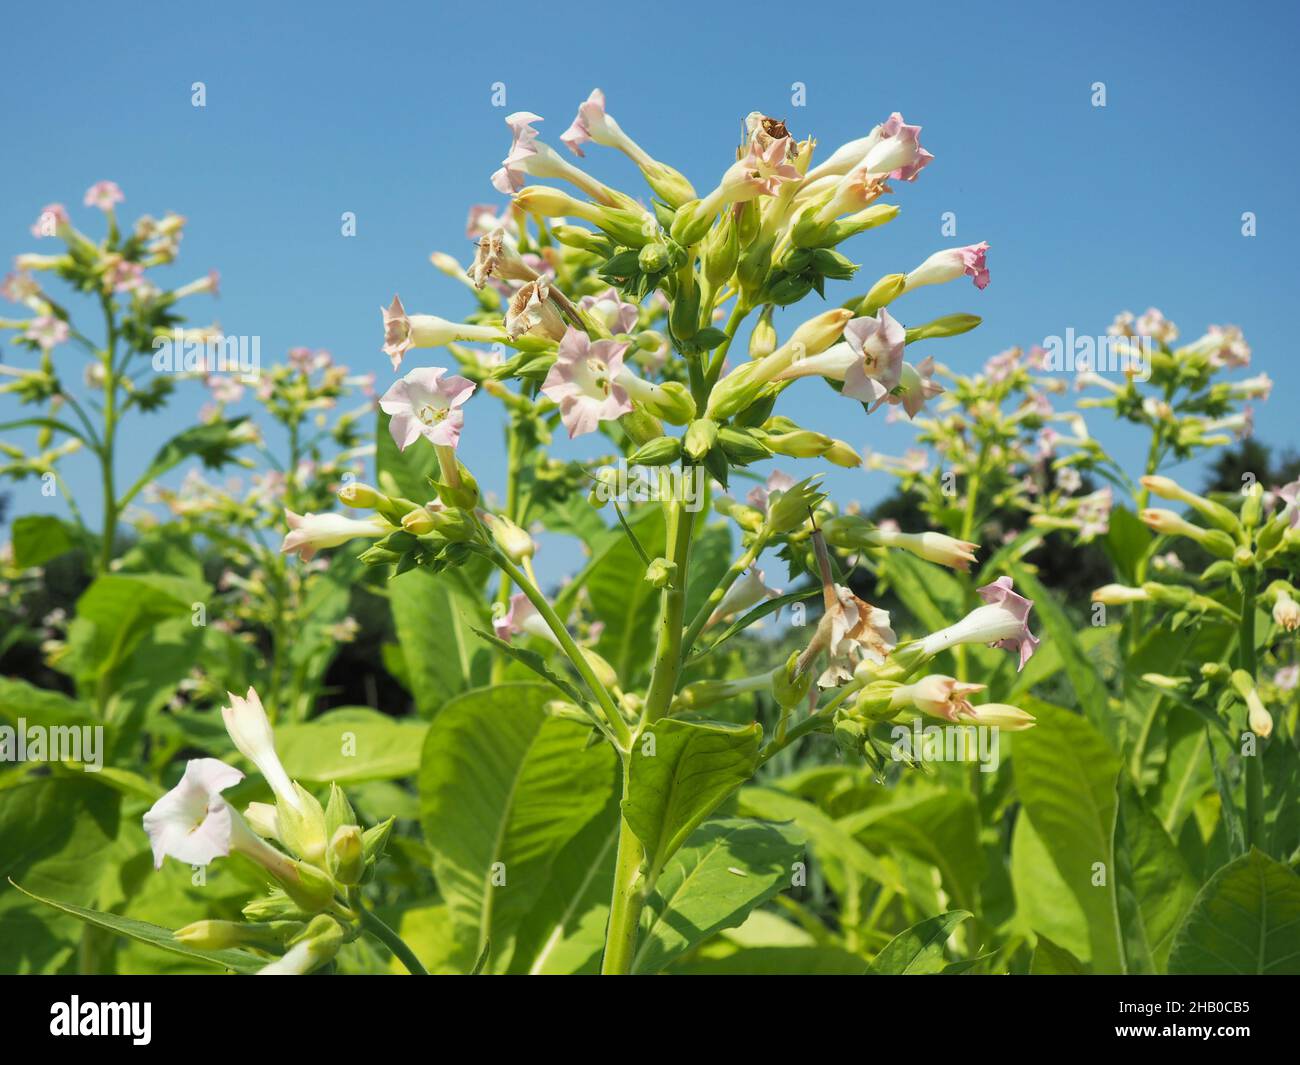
[1274,589,1300,632]
[806,584,897,688]
[467,227,538,289]
[505,278,568,341]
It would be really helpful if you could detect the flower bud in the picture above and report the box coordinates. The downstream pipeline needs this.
[765,429,833,458]
[640,160,696,209]
[718,426,773,465]
[277,782,330,867]
[702,212,740,287]
[822,440,862,468]
[645,557,677,589]
[642,380,697,425]
[588,467,620,508]
[327,825,365,886]
[851,273,907,317]
[628,435,682,466]
[338,482,385,510]
[1092,584,1149,605]
[362,817,396,865]
[905,314,982,342]
[638,242,671,273]
[258,914,345,975]
[771,650,813,710]
[766,476,826,535]
[552,224,608,253]
[1273,589,1300,631]
[174,919,303,950]
[714,495,765,534]
[401,507,437,535]
[684,418,720,460]
[279,858,338,914]
[748,311,777,359]
[961,703,1037,731]
[1140,475,1240,536]
[324,783,357,840]
[669,199,716,246]
[488,513,536,563]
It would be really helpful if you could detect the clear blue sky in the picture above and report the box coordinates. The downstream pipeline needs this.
[3,0,1297,580]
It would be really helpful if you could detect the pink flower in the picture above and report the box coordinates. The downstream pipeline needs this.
[560,89,609,157]
[494,592,555,644]
[841,310,906,404]
[379,295,499,370]
[541,328,633,438]
[491,111,545,194]
[921,576,1039,670]
[579,287,639,334]
[1274,665,1299,691]
[379,366,476,451]
[84,181,124,211]
[2,272,40,304]
[105,258,145,292]
[30,203,69,238]
[24,315,69,350]
[465,203,511,238]
[865,113,933,182]
[888,357,944,419]
[906,243,990,291]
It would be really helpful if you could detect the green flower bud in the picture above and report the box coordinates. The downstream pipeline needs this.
[905,314,982,342]
[242,890,310,923]
[765,429,833,458]
[771,650,812,710]
[174,919,305,950]
[280,859,337,914]
[551,224,608,253]
[432,461,480,510]
[337,481,385,510]
[810,248,858,281]
[1241,482,1263,530]
[833,717,866,759]
[362,817,395,865]
[638,242,671,273]
[765,273,815,306]
[488,513,536,562]
[669,280,701,340]
[589,467,620,508]
[277,783,329,867]
[822,439,862,468]
[645,557,678,589]
[713,494,764,534]
[401,507,436,535]
[702,211,741,287]
[748,310,777,359]
[851,273,907,317]
[684,418,720,461]
[645,380,697,425]
[629,436,683,466]
[324,783,357,840]
[640,160,696,209]
[620,408,665,445]
[718,426,773,466]
[428,507,479,542]
[327,824,365,886]
[705,361,764,420]
[669,199,716,246]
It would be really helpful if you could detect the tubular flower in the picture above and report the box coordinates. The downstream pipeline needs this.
[864,112,933,181]
[1092,584,1150,605]
[494,592,558,645]
[875,529,978,570]
[959,703,1037,730]
[888,357,944,418]
[380,295,500,370]
[775,309,905,407]
[84,180,125,211]
[905,243,991,291]
[709,567,782,626]
[540,327,633,438]
[379,367,476,451]
[142,758,299,879]
[490,111,619,206]
[280,510,390,561]
[221,688,300,812]
[919,576,1040,670]
[889,674,986,722]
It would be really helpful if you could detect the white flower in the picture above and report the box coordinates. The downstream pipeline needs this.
[221,687,300,812]
[280,509,389,561]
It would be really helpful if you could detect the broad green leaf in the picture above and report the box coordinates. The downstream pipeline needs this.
[378,901,470,975]
[1030,932,1089,974]
[1014,701,1126,971]
[470,627,590,710]
[869,910,970,974]
[1102,504,1153,585]
[389,566,493,716]
[880,551,965,632]
[673,945,866,974]
[1009,564,1113,743]
[509,796,620,975]
[624,717,762,878]
[11,514,78,568]
[0,677,94,729]
[738,785,904,896]
[1007,623,1117,702]
[1010,814,1091,962]
[9,881,263,973]
[1168,849,1300,974]
[418,683,618,972]
[633,817,804,974]
[376,410,438,502]
[841,790,983,913]
[276,707,429,783]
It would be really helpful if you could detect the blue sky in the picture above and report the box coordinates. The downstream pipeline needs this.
[2,0,1297,581]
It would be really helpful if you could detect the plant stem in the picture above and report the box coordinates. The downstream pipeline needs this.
[97,297,119,573]
[358,907,428,975]
[705,303,748,391]
[1238,568,1265,850]
[602,492,696,974]
[491,551,630,749]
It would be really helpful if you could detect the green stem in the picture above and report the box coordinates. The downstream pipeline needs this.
[1239,569,1265,850]
[492,550,630,750]
[681,531,768,655]
[757,680,863,767]
[704,303,749,392]
[97,298,118,573]
[358,907,428,975]
[602,492,696,975]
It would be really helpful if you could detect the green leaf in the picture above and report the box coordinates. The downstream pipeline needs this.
[624,718,762,878]
[1030,932,1089,974]
[1014,701,1125,971]
[1011,814,1090,962]
[1102,504,1154,585]
[418,683,618,972]
[1010,563,1114,744]
[633,818,804,974]
[585,507,667,682]
[389,566,493,715]
[377,411,439,501]
[689,584,820,660]
[880,551,965,632]
[869,910,970,974]
[8,881,263,973]
[1168,849,1300,974]
[11,515,78,568]
[275,708,429,783]
[508,797,620,975]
